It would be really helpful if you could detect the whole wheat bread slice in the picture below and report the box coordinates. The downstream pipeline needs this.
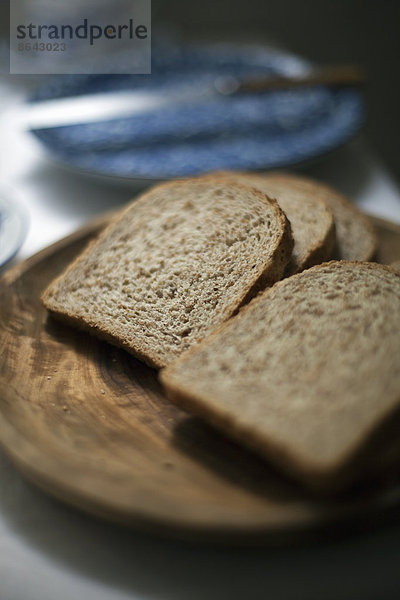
[200,171,336,275]
[261,172,377,261]
[42,179,293,368]
[161,261,400,490]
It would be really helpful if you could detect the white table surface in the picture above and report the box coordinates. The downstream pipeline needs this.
[1,76,400,600]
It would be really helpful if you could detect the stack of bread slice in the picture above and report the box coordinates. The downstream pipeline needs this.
[42,179,294,368]
[42,172,400,492]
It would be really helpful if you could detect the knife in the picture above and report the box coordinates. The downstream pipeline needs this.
[18,64,365,130]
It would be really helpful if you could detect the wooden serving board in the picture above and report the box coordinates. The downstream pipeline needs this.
[1,214,400,543]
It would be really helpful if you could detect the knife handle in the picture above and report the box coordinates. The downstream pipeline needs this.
[236,64,366,94]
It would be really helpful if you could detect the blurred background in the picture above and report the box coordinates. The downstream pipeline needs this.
[151,0,400,180]
[2,0,398,179]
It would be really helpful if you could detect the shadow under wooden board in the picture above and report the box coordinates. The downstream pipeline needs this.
[1,214,400,544]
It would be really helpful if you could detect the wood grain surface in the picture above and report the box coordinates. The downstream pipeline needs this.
[1,214,400,542]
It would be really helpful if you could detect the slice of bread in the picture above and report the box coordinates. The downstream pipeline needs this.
[42,179,293,368]
[199,171,336,275]
[261,172,377,261]
[161,262,400,490]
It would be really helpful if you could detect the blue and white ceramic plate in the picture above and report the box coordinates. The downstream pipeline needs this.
[0,190,28,268]
[29,43,365,180]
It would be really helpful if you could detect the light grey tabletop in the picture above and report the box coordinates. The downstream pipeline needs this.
[1,77,400,600]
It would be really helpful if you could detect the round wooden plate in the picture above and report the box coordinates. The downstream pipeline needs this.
[1,214,400,542]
